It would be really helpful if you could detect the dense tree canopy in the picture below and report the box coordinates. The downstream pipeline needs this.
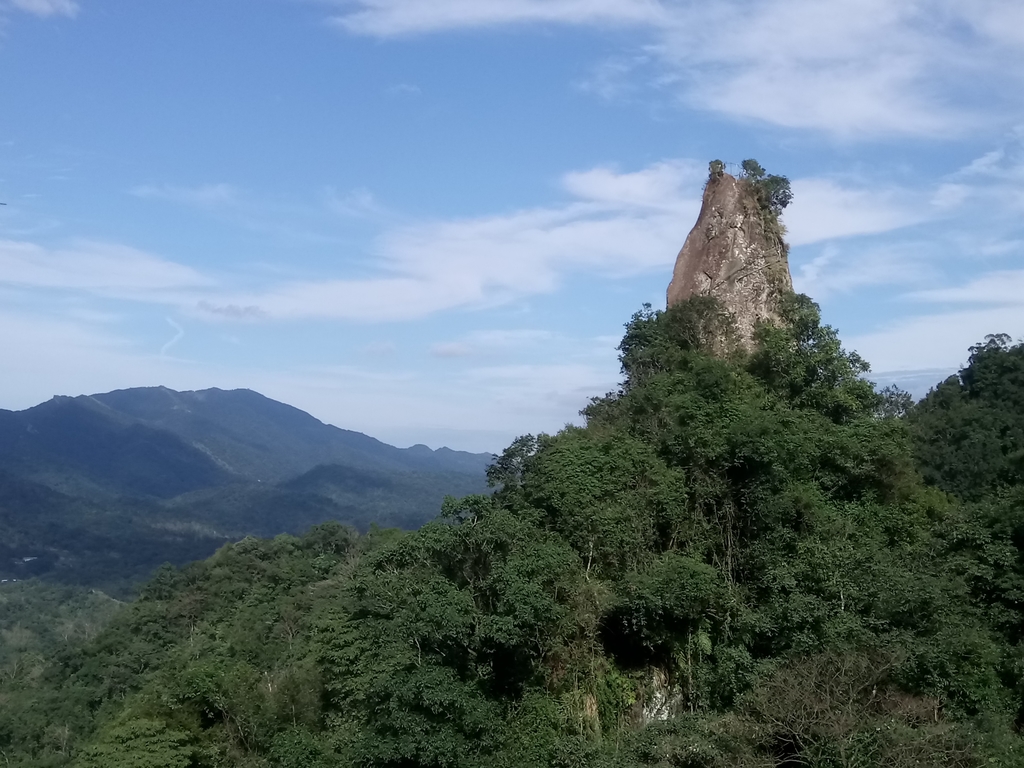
[739,159,793,216]
[2,296,1024,767]
[910,334,1024,501]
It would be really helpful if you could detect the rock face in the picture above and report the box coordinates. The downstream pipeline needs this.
[667,171,792,349]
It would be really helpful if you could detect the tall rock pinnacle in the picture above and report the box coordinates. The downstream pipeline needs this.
[667,164,793,349]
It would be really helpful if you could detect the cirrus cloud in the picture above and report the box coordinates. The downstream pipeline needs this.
[323,0,1024,138]
[3,159,934,323]
[131,183,239,208]
[6,0,78,18]
[330,0,665,36]
[0,239,211,297]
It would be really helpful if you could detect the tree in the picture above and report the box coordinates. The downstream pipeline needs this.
[76,718,194,768]
[739,158,793,215]
[909,334,1024,499]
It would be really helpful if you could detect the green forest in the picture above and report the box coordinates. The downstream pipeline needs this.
[2,294,1023,767]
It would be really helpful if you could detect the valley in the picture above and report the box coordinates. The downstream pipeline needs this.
[0,386,490,592]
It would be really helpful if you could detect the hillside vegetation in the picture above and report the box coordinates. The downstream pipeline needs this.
[0,388,489,591]
[3,294,1023,767]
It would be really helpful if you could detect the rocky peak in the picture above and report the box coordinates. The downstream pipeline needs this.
[667,162,793,349]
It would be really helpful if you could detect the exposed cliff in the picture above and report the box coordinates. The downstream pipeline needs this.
[667,163,793,349]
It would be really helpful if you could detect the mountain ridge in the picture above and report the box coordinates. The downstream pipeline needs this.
[0,386,492,590]
[0,386,492,498]
[86,385,493,479]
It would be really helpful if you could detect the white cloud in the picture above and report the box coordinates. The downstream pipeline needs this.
[329,0,664,36]
[7,160,942,324]
[7,0,78,18]
[959,149,1008,178]
[465,361,618,420]
[868,368,957,400]
[793,242,932,299]
[656,0,983,138]
[0,240,212,297]
[909,269,1024,306]
[199,161,703,320]
[207,162,936,321]
[278,358,617,451]
[975,239,1023,258]
[385,82,422,96]
[326,0,1024,137]
[562,160,701,210]
[784,179,926,246]
[957,148,1024,184]
[468,329,554,345]
[361,340,397,356]
[0,308,168,409]
[430,328,553,357]
[20,169,690,323]
[325,187,389,219]
[931,183,971,209]
[811,136,1024,378]
[966,1,1024,49]
[431,341,474,358]
[848,305,1024,374]
[160,318,185,357]
[920,132,1024,225]
[574,55,652,101]
[132,183,238,208]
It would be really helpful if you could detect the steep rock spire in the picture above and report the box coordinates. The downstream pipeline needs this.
[667,166,793,349]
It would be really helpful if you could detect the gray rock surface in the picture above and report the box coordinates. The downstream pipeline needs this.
[667,171,792,349]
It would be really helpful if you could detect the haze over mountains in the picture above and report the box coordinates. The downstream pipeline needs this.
[0,387,491,592]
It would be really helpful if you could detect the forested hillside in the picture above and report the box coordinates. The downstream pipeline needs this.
[906,334,1024,724]
[0,388,489,591]
[83,387,493,480]
[3,294,1023,767]
[0,469,228,591]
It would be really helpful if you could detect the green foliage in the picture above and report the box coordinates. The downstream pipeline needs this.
[908,334,1024,736]
[485,434,540,492]
[5,296,1024,767]
[748,294,878,423]
[0,468,230,594]
[909,334,1024,500]
[738,158,793,216]
[76,718,194,768]
[876,384,914,419]
[740,159,765,178]
[319,502,580,767]
[0,523,361,766]
[0,462,484,594]
[0,387,489,593]
[618,298,739,388]
[739,651,981,768]
[268,728,334,768]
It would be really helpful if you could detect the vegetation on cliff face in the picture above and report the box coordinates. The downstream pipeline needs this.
[2,296,1024,767]
[736,158,792,255]
[707,158,792,219]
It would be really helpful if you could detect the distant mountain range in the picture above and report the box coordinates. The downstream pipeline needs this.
[0,387,493,592]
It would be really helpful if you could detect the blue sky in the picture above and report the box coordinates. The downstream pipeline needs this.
[1,0,1023,452]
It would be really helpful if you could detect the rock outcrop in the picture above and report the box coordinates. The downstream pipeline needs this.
[667,169,792,349]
